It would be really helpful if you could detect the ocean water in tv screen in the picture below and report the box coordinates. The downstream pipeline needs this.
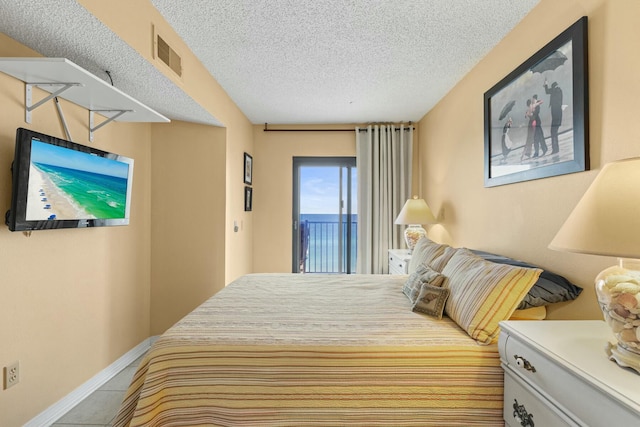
[26,140,129,221]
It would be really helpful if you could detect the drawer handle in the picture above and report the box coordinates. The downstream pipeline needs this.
[512,399,535,427]
[514,355,536,373]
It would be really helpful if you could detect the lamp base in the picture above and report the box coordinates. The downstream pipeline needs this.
[404,225,427,252]
[606,342,640,374]
[596,258,640,375]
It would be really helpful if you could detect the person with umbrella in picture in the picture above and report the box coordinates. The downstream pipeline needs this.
[498,100,515,161]
[544,80,563,154]
[530,50,567,156]
[501,117,513,162]
[522,97,543,161]
[531,94,548,157]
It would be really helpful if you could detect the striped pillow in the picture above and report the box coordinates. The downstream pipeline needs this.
[408,237,457,273]
[442,248,542,345]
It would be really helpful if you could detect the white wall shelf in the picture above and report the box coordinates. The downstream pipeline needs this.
[0,57,169,141]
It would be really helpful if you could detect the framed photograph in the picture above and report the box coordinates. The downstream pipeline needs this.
[243,152,253,185]
[244,186,252,211]
[483,17,589,187]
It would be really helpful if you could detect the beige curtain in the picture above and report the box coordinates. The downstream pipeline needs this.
[356,124,413,274]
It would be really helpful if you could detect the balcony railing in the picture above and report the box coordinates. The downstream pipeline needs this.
[300,220,357,273]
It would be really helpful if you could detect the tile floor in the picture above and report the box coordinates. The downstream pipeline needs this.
[50,354,144,427]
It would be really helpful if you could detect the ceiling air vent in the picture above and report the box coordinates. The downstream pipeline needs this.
[156,34,182,77]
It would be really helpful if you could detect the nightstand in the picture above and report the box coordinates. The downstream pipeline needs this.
[388,249,411,274]
[499,320,640,426]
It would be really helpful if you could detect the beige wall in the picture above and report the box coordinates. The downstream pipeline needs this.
[224,123,255,282]
[253,125,357,272]
[418,0,640,320]
[0,35,152,427]
[78,0,256,284]
[150,121,226,334]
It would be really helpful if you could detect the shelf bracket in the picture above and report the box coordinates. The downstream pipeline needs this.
[25,82,82,123]
[89,109,132,142]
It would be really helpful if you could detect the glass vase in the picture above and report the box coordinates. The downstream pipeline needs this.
[595,258,640,373]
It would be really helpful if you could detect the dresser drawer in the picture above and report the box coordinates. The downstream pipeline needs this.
[504,370,578,427]
[500,328,639,426]
[389,261,407,275]
[388,250,410,275]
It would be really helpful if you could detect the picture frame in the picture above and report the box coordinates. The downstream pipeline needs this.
[483,16,589,187]
[244,186,252,212]
[243,152,253,185]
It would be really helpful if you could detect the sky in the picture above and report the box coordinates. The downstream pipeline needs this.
[300,166,357,214]
[30,140,130,179]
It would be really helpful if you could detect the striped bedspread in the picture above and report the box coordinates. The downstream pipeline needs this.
[114,274,504,426]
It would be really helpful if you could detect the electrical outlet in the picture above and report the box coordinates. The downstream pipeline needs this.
[4,361,19,389]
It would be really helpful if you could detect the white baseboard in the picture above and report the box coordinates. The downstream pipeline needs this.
[25,336,158,427]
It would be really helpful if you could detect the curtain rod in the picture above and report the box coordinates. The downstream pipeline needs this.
[262,123,414,132]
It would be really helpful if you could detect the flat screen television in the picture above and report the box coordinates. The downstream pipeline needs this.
[5,128,134,231]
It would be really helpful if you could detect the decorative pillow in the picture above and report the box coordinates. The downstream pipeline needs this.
[412,284,450,319]
[403,264,446,304]
[471,249,583,309]
[442,248,542,345]
[403,265,428,302]
[408,237,457,274]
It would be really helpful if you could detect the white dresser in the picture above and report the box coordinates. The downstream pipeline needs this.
[499,320,640,426]
[388,249,412,274]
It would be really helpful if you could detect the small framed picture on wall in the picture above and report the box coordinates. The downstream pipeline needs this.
[244,152,253,185]
[244,186,253,211]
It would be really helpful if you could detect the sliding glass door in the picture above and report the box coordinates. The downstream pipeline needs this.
[292,157,357,273]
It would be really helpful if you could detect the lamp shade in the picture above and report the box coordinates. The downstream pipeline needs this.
[394,196,436,225]
[549,157,640,259]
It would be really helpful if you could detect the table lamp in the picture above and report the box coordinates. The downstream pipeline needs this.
[394,196,437,251]
[549,157,640,373]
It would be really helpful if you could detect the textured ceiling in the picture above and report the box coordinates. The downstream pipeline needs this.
[0,0,539,126]
[150,0,539,124]
[0,0,222,126]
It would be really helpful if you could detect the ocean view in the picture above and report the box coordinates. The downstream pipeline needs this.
[300,213,357,273]
[300,213,356,223]
[30,162,128,220]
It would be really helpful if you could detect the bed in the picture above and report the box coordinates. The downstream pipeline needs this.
[113,239,582,427]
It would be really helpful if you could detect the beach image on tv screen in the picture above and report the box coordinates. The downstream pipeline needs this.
[26,140,130,221]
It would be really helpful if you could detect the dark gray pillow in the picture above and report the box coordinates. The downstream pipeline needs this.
[470,249,583,309]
